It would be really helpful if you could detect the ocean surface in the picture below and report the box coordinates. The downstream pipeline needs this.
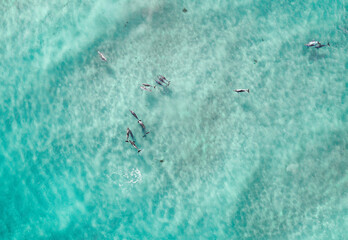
[0,0,347,239]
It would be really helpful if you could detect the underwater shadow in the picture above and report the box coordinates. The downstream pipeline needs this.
[307,49,328,61]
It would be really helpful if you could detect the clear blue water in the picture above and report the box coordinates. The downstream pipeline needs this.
[0,0,347,239]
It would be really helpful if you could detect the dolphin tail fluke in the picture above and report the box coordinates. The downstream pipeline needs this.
[247,89,250,93]
[138,149,142,153]
[328,42,330,47]
[125,140,128,142]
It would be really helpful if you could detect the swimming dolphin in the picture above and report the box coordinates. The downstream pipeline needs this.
[155,79,164,86]
[98,51,107,61]
[129,140,141,152]
[129,110,139,120]
[158,76,166,83]
[140,86,152,92]
[143,131,150,137]
[234,89,250,93]
[125,128,134,142]
[315,42,330,48]
[138,120,146,129]
[158,75,170,86]
[305,40,320,47]
[158,78,169,86]
[142,83,152,87]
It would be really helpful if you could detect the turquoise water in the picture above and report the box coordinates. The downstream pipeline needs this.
[0,0,347,239]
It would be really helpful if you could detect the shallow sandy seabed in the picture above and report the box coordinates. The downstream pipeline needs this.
[0,0,347,239]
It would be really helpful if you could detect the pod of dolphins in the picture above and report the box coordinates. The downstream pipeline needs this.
[125,110,150,153]
[97,39,330,153]
[139,75,171,92]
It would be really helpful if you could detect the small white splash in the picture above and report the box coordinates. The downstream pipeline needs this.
[128,168,143,184]
[286,163,299,174]
[106,166,142,187]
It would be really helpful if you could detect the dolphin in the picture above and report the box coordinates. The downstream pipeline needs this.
[129,140,141,152]
[155,79,164,86]
[98,51,107,61]
[142,83,152,87]
[158,78,169,86]
[125,128,134,142]
[143,131,150,137]
[315,42,330,48]
[129,110,139,120]
[158,75,170,86]
[234,89,250,93]
[140,86,152,92]
[138,120,146,129]
[158,76,166,83]
[305,40,320,47]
